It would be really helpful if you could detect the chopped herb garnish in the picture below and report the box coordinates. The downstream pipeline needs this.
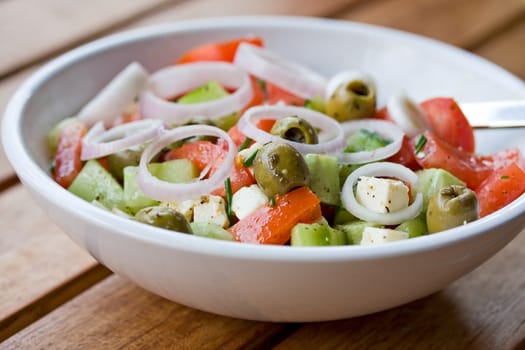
[243,149,258,167]
[501,175,510,179]
[239,137,252,151]
[414,134,427,154]
[269,197,276,207]
[224,177,234,222]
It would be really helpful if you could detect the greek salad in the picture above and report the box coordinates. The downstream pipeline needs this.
[48,37,525,245]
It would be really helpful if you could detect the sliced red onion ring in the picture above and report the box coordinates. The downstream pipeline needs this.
[77,62,149,127]
[234,43,326,99]
[140,62,252,125]
[138,125,235,202]
[237,105,345,154]
[387,90,431,137]
[338,119,404,164]
[81,119,164,160]
[325,70,375,101]
[341,162,423,225]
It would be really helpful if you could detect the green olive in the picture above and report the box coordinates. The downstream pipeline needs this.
[107,144,145,181]
[326,79,376,121]
[135,206,193,233]
[426,185,479,233]
[270,116,319,144]
[253,142,310,198]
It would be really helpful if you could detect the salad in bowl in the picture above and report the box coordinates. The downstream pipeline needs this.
[49,36,525,246]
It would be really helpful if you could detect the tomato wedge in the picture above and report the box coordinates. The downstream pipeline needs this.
[177,37,264,64]
[420,97,476,153]
[476,162,525,217]
[229,186,322,244]
[266,82,306,106]
[54,121,86,188]
[413,131,491,189]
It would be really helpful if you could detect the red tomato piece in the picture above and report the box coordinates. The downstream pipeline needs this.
[420,97,476,154]
[177,37,264,64]
[480,147,525,171]
[266,82,305,106]
[54,121,86,188]
[387,135,421,171]
[229,186,322,245]
[164,141,255,196]
[413,131,491,189]
[476,162,525,217]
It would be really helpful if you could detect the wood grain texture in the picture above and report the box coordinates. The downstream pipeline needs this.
[0,185,104,340]
[0,275,296,350]
[338,0,525,49]
[0,0,180,78]
[273,230,525,350]
[475,19,525,80]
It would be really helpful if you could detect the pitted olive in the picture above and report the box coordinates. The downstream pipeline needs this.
[253,142,310,198]
[426,185,479,233]
[135,206,193,233]
[270,116,318,144]
[326,79,376,121]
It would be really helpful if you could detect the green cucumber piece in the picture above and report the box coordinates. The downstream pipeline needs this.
[333,207,357,225]
[336,221,383,245]
[291,222,347,246]
[178,80,238,130]
[304,153,340,206]
[345,128,391,153]
[416,168,465,211]
[68,159,124,210]
[396,215,428,238]
[123,159,199,214]
[190,222,234,241]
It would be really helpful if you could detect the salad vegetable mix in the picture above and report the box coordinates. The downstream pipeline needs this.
[48,37,525,245]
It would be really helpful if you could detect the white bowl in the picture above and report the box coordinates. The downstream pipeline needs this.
[3,16,525,322]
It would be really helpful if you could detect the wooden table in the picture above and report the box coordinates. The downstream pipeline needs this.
[1,0,524,348]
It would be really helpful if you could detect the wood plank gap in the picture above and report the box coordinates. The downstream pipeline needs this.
[465,10,525,51]
[322,0,390,18]
[244,323,303,350]
[0,0,190,81]
[0,174,18,193]
[0,264,111,342]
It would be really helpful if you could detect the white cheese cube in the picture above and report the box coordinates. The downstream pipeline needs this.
[193,195,230,228]
[238,142,262,163]
[360,227,409,245]
[232,184,269,220]
[355,176,409,214]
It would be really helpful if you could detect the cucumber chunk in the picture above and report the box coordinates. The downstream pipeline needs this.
[123,159,199,214]
[304,153,340,206]
[416,168,465,211]
[190,222,234,241]
[178,80,238,130]
[291,222,347,246]
[396,215,428,238]
[345,128,390,152]
[68,159,124,210]
[336,221,383,245]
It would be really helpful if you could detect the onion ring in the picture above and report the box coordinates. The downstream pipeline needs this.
[341,162,423,225]
[81,119,164,160]
[338,119,404,164]
[140,62,252,125]
[234,43,326,99]
[237,105,345,154]
[387,90,431,137]
[77,62,148,127]
[138,125,235,201]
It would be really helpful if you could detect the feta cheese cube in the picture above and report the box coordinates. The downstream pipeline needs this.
[161,199,199,222]
[355,176,409,214]
[193,195,230,228]
[360,227,409,245]
[238,142,262,164]
[232,184,269,220]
